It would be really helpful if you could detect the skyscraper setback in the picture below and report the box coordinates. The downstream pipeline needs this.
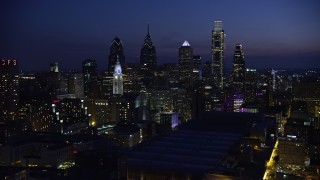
[108,37,125,74]
[212,21,225,89]
[140,24,157,76]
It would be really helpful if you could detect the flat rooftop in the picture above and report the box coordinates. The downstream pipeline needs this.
[127,129,241,174]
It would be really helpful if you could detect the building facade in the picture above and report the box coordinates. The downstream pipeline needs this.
[178,41,193,88]
[82,59,98,97]
[232,44,245,91]
[0,59,19,121]
[140,25,157,76]
[212,21,225,89]
[108,37,125,74]
[113,58,123,95]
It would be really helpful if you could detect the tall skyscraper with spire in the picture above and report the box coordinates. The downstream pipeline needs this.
[113,56,123,95]
[108,37,125,74]
[140,24,157,76]
[212,21,225,89]
[232,44,245,91]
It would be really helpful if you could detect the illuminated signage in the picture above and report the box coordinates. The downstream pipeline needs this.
[1,59,17,66]
[53,99,60,103]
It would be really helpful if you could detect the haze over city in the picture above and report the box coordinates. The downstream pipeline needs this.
[1,0,320,70]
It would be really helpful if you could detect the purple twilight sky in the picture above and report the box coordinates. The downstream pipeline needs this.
[1,0,320,71]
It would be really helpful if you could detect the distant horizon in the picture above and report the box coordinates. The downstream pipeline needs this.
[1,1,320,70]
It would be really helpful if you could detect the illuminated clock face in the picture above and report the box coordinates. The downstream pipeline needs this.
[1,60,17,66]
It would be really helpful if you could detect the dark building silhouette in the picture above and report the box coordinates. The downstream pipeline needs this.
[244,68,257,103]
[108,37,125,74]
[82,59,98,97]
[202,61,212,83]
[68,73,84,99]
[192,55,201,81]
[102,37,125,99]
[0,59,19,121]
[232,44,245,91]
[212,21,225,89]
[140,24,157,76]
[178,41,193,88]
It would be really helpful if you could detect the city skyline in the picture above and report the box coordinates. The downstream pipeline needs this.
[1,0,320,71]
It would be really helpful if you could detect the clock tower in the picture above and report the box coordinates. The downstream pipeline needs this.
[113,56,123,95]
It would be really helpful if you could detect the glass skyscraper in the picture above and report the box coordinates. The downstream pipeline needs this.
[212,21,225,89]
[232,44,245,90]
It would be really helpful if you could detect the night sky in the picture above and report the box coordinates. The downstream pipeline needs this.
[1,0,320,71]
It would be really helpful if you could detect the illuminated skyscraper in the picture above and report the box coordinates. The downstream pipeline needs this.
[178,41,193,88]
[0,59,19,121]
[212,21,225,89]
[113,57,123,95]
[108,37,125,74]
[140,24,157,76]
[82,59,98,97]
[232,44,245,90]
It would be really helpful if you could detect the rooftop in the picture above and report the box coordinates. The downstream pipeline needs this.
[127,129,241,174]
[181,40,190,47]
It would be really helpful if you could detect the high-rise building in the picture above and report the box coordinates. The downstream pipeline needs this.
[48,62,61,98]
[202,61,212,83]
[68,73,84,99]
[232,44,245,91]
[140,24,157,76]
[50,62,59,73]
[244,68,257,103]
[108,37,125,74]
[82,59,98,97]
[230,44,246,112]
[212,21,225,89]
[0,59,19,121]
[113,57,123,95]
[192,55,201,81]
[178,41,193,88]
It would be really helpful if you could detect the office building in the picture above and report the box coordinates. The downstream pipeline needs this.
[0,59,19,121]
[108,37,125,74]
[232,44,245,91]
[277,137,307,174]
[244,68,257,103]
[82,59,98,97]
[68,73,84,99]
[212,21,225,89]
[140,24,157,76]
[192,55,201,81]
[178,41,193,88]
